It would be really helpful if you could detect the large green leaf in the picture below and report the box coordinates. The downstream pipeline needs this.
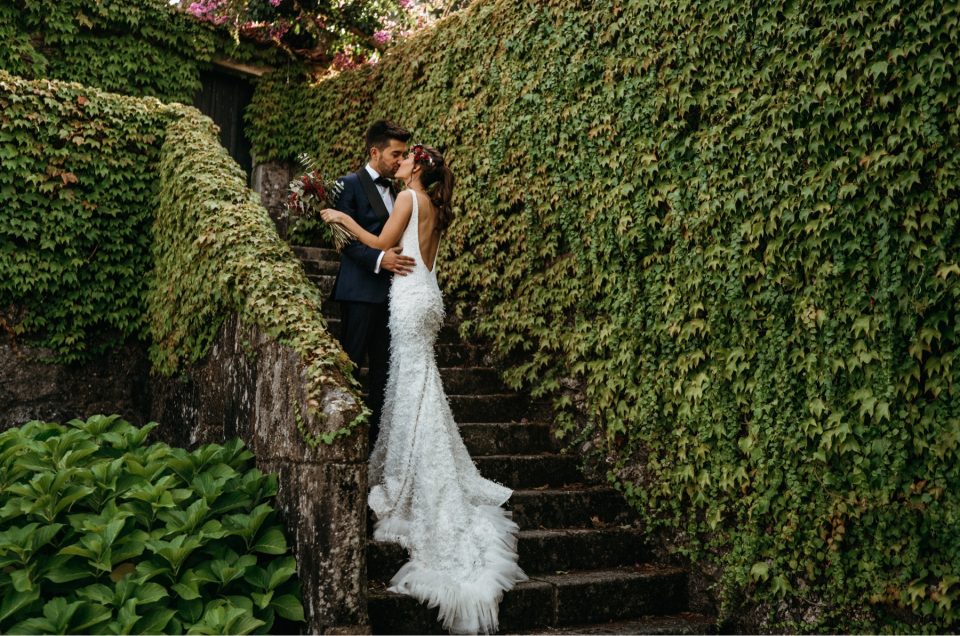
[270,594,304,622]
[251,527,287,555]
[0,588,40,623]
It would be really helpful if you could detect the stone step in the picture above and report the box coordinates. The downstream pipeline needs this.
[368,566,688,634]
[507,485,635,529]
[358,368,509,396]
[298,256,340,277]
[474,454,582,489]
[329,321,463,347]
[292,245,339,263]
[368,527,648,583]
[434,342,493,367]
[349,343,489,371]
[322,299,341,319]
[324,317,342,340]
[449,393,541,422]
[435,342,486,367]
[307,273,336,297]
[517,613,718,635]
[459,422,556,456]
[437,367,508,393]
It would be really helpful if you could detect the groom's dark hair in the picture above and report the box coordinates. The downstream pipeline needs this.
[365,120,411,154]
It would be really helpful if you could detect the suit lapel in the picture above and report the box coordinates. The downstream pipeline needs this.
[356,169,390,222]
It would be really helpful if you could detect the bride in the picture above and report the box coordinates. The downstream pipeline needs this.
[321,144,527,634]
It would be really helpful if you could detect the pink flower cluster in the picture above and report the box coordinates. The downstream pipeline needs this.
[187,0,228,25]
[332,49,367,71]
[180,0,444,70]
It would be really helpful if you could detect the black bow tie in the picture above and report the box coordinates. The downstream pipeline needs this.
[374,176,393,188]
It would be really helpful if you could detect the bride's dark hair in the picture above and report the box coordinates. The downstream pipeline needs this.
[411,144,455,232]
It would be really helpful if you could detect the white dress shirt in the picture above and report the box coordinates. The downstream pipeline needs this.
[366,163,394,274]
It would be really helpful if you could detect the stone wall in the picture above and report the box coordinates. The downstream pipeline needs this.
[151,314,369,634]
[0,338,151,432]
[252,160,295,238]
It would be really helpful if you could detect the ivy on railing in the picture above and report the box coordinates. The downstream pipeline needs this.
[150,109,364,443]
[0,69,363,443]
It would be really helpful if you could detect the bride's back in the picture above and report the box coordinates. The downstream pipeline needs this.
[412,191,441,272]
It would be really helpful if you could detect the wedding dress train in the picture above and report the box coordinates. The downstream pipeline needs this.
[367,192,527,634]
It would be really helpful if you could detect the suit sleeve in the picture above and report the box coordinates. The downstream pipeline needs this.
[338,178,383,273]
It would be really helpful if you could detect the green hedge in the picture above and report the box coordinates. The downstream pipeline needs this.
[150,109,363,443]
[0,0,289,105]
[0,0,215,104]
[247,0,960,629]
[0,71,173,361]
[0,414,304,634]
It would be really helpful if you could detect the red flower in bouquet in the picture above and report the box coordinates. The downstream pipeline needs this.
[285,153,353,251]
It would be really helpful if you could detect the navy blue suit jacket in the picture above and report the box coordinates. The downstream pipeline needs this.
[331,169,394,304]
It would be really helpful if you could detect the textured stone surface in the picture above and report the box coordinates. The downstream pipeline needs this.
[473,453,583,488]
[459,421,556,456]
[542,567,688,625]
[271,461,368,630]
[251,160,295,238]
[369,567,689,634]
[293,246,340,276]
[0,339,151,431]
[434,342,486,367]
[447,393,542,422]
[151,314,368,633]
[436,367,509,394]
[507,485,635,529]
[369,527,649,582]
[518,613,718,634]
[369,578,557,635]
[307,274,337,298]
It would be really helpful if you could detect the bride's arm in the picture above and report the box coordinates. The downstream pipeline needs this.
[321,191,413,251]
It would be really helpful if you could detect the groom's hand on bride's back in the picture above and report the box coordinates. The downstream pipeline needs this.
[381,247,415,276]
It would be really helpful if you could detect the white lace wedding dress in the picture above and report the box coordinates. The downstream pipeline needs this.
[368,191,527,634]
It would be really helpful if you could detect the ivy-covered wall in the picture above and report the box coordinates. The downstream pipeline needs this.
[247,0,960,629]
[0,0,215,104]
[0,0,288,105]
[0,66,362,432]
[0,71,170,361]
[151,113,369,634]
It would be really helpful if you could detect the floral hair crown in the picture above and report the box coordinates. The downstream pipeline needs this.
[411,144,436,167]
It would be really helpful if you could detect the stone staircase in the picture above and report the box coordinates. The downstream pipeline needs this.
[294,246,715,634]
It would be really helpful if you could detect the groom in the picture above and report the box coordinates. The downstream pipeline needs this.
[331,120,415,447]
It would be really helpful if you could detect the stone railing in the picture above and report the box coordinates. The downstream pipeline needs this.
[151,314,368,634]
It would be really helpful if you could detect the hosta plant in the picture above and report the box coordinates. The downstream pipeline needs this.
[0,414,304,634]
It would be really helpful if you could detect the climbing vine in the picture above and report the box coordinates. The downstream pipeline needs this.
[150,110,364,442]
[1,69,363,442]
[0,0,289,104]
[0,71,170,361]
[247,0,960,629]
[0,0,214,103]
